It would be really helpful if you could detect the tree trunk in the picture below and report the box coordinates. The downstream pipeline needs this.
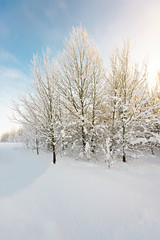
[52,142,56,164]
[51,133,56,164]
[53,150,56,164]
[151,147,154,155]
[36,138,39,155]
[36,146,39,155]
[91,136,95,154]
[82,125,86,153]
[122,124,126,162]
[123,152,126,162]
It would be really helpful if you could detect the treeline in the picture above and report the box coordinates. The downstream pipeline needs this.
[12,26,160,166]
[0,130,19,143]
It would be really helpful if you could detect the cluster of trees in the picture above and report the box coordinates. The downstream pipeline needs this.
[0,130,18,142]
[12,26,160,166]
[0,129,24,143]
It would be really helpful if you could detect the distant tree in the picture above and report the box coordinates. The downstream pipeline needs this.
[0,129,21,143]
[0,132,10,142]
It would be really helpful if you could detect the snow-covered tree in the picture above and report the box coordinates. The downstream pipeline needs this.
[13,49,61,163]
[106,40,159,162]
[59,25,105,157]
[145,74,160,152]
[11,26,159,166]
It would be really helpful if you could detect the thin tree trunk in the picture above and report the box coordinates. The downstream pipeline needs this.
[52,146,56,164]
[36,138,39,155]
[52,135,56,164]
[36,146,39,155]
[122,124,126,162]
[91,74,96,154]
[151,147,154,155]
[123,151,126,162]
[81,125,86,153]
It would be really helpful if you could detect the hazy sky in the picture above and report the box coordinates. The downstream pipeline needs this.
[0,0,160,136]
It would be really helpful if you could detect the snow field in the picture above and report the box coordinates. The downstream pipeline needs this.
[0,143,160,240]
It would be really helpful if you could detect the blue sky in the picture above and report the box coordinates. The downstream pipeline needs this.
[0,0,160,136]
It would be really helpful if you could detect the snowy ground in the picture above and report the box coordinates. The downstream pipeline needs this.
[0,143,160,240]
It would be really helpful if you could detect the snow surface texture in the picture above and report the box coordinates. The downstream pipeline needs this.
[0,143,160,240]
